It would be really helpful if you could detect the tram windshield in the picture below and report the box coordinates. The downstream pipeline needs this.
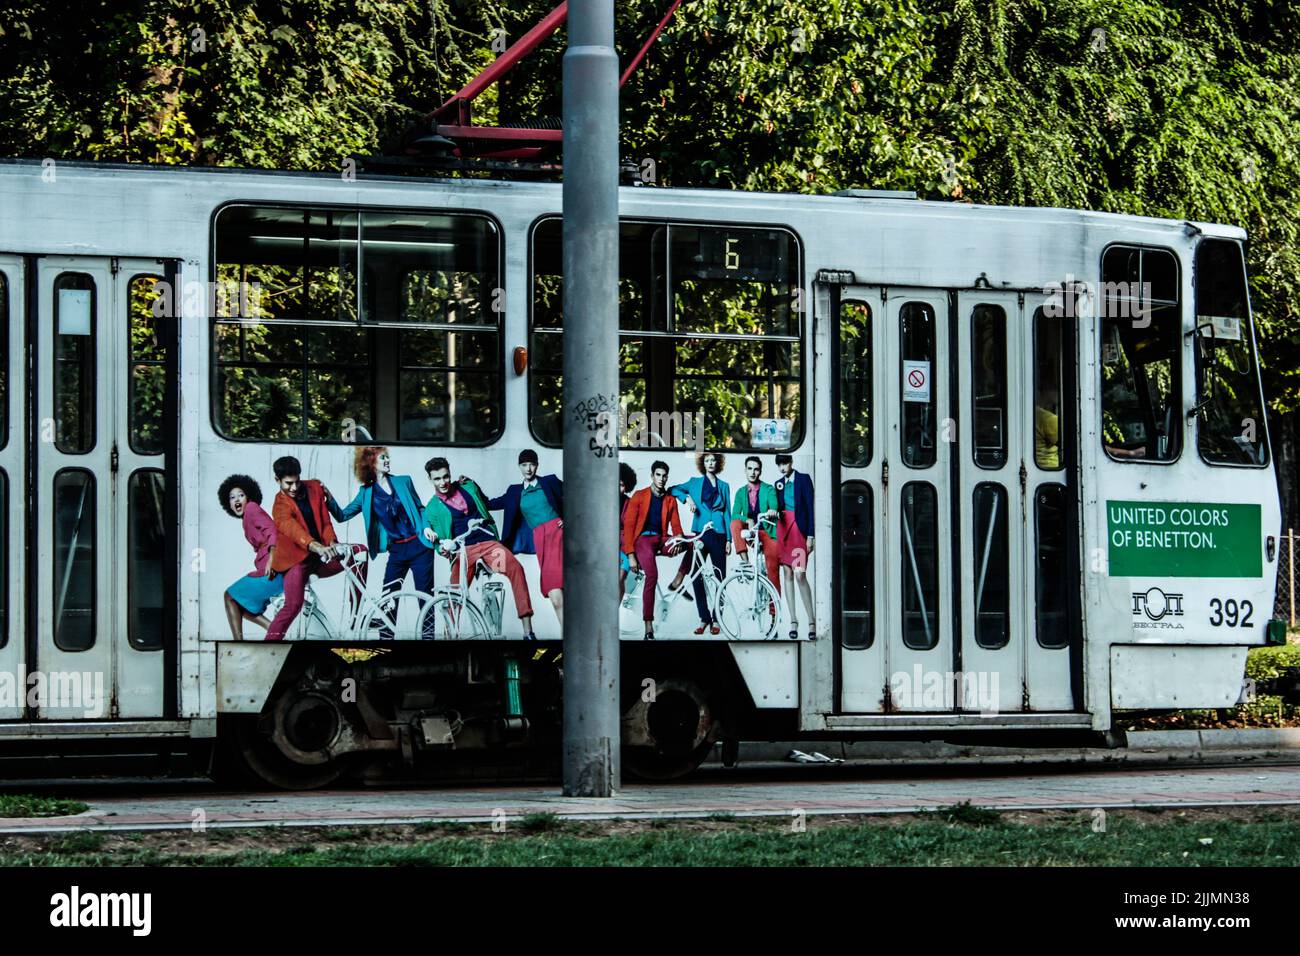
[1193,238,1268,466]
[1099,245,1182,462]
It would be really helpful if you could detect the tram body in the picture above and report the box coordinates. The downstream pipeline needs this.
[0,159,1280,783]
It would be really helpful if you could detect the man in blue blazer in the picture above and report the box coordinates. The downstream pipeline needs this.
[774,453,816,640]
[487,449,565,626]
[328,446,437,639]
[668,452,731,635]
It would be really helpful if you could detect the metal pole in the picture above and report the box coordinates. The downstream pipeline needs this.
[562,0,620,796]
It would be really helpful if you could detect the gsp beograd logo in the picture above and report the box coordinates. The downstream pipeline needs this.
[1131,587,1185,629]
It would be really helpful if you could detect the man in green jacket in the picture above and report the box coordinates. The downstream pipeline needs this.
[730,456,781,592]
[421,457,536,640]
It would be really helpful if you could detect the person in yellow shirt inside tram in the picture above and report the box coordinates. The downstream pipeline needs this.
[1035,380,1060,469]
[1035,404,1060,469]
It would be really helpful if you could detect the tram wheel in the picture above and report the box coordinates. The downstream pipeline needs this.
[224,685,349,790]
[622,678,717,781]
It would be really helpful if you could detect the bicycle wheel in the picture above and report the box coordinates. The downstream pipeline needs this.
[715,571,780,640]
[262,593,331,640]
[429,592,491,640]
[364,588,438,641]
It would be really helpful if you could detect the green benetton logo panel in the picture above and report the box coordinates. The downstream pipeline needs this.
[1107,502,1258,574]
[1107,501,1262,578]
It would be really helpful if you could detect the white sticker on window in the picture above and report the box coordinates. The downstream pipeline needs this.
[58,288,92,336]
[751,418,792,448]
[1199,315,1243,342]
[903,359,931,403]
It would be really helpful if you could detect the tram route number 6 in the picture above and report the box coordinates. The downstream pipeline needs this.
[725,237,740,270]
[1208,598,1254,628]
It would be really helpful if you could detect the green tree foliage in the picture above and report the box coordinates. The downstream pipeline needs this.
[1,0,1298,410]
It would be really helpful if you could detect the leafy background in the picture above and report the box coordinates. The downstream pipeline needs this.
[2,0,1298,520]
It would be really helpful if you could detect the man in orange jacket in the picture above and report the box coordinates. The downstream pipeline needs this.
[622,460,684,640]
[266,456,367,641]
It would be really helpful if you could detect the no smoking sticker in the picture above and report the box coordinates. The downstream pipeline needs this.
[903,359,931,403]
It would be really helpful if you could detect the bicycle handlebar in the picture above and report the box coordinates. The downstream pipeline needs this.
[663,531,706,550]
[442,518,490,552]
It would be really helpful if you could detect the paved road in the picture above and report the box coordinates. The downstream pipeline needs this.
[4,761,1299,833]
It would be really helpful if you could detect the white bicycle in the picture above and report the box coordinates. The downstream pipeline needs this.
[650,519,780,640]
[263,544,437,641]
[714,524,781,640]
[428,519,507,640]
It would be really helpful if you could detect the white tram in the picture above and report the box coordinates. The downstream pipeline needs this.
[0,159,1282,784]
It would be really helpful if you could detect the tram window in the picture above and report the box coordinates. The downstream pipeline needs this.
[840,481,874,650]
[128,275,167,455]
[970,305,1007,468]
[215,206,358,323]
[972,483,1010,648]
[53,469,96,652]
[213,205,502,444]
[900,481,939,650]
[1194,239,1267,466]
[1034,308,1064,471]
[840,300,872,467]
[398,328,501,443]
[1,271,7,451]
[54,273,97,454]
[1099,245,1181,462]
[128,470,165,650]
[900,302,936,468]
[529,218,802,449]
[1035,483,1069,649]
[0,471,6,650]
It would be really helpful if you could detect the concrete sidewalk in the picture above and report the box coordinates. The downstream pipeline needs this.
[2,759,1298,834]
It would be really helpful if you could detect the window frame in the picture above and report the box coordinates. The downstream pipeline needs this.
[0,469,6,650]
[52,467,97,653]
[126,468,166,651]
[839,298,873,468]
[0,269,7,453]
[899,479,940,651]
[899,301,938,470]
[525,213,807,452]
[1034,481,1070,650]
[127,272,167,456]
[1033,306,1066,473]
[53,271,98,456]
[207,201,506,447]
[839,480,874,650]
[970,303,1008,470]
[1192,237,1270,469]
[1097,242,1184,466]
[971,481,1010,649]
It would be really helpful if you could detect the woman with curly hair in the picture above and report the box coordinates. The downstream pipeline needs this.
[328,446,436,638]
[219,474,282,640]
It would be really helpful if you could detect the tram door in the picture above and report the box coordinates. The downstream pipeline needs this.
[955,292,1074,712]
[0,257,25,718]
[32,256,175,720]
[837,286,954,712]
[835,286,1079,713]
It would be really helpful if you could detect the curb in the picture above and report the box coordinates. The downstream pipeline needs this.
[1130,728,1300,750]
[712,728,1300,766]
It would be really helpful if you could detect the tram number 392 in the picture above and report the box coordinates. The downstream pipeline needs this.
[1208,598,1254,628]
